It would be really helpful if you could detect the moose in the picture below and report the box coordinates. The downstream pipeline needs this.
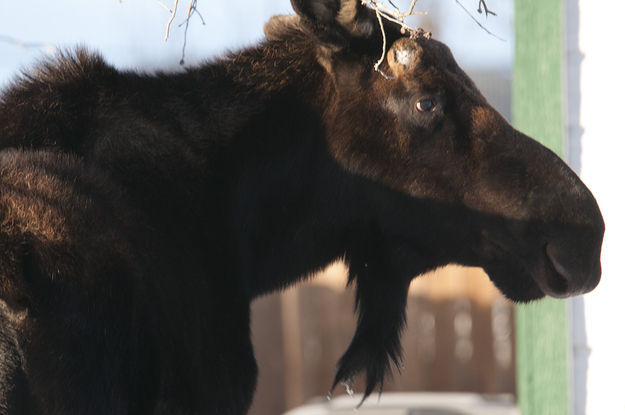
[0,0,603,413]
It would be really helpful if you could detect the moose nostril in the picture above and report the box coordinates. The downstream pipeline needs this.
[545,243,573,283]
[541,243,571,297]
[544,241,601,297]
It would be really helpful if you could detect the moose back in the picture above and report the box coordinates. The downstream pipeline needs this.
[0,0,603,414]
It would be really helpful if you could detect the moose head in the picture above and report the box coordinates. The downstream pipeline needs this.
[264,0,603,300]
[261,0,604,399]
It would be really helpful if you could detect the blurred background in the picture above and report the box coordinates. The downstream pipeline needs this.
[1,1,622,414]
[0,0,513,83]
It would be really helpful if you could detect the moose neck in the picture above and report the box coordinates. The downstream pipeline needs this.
[194,33,330,130]
[215,37,366,296]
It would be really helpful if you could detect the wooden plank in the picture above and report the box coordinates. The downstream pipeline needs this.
[281,288,305,408]
[249,294,287,415]
[513,0,570,413]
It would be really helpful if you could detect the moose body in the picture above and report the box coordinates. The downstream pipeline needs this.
[0,0,604,414]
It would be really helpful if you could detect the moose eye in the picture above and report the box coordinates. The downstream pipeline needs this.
[416,98,436,113]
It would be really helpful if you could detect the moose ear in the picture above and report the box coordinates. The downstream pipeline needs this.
[290,0,374,43]
[387,37,423,78]
[264,15,302,41]
[291,0,341,24]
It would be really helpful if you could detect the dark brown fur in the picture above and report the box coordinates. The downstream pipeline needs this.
[0,0,603,413]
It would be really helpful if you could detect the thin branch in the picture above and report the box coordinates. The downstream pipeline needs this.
[477,0,497,17]
[373,10,394,80]
[362,0,428,37]
[161,0,199,45]
[406,0,420,17]
[178,0,205,27]
[455,0,504,41]
[387,0,401,14]
[164,0,179,42]
[178,0,205,64]
[186,0,195,18]
[156,0,172,13]
[0,34,56,52]
[363,0,426,24]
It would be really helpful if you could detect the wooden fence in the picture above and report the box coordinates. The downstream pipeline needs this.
[248,264,516,415]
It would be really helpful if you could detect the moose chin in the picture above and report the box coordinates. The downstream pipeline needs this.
[0,0,603,413]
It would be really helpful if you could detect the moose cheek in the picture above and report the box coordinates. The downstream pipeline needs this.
[407,117,449,149]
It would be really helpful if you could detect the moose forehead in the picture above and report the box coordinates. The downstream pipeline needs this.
[385,36,484,100]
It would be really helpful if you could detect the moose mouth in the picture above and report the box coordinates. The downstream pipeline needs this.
[479,233,600,302]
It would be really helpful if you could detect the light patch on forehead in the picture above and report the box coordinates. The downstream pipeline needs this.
[395,49,413,66]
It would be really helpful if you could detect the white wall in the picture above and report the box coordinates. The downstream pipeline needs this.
[568,0,625,413]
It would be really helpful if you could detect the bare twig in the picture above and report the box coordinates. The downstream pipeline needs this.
[406,0,420,17]
[161,0,197,42]
[163,0,179,42]
[0,34,56,53]
[387,0,401,13]
[186,0,195,18]
[178,0,206,64]
[156,0,172,13]
[373,10,394,79]
[362,0,427,37]
[179,0,205,28]
[477,0,497,17]
[454,0,504,41]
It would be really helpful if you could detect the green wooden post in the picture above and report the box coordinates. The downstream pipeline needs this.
[513,0,569,414]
